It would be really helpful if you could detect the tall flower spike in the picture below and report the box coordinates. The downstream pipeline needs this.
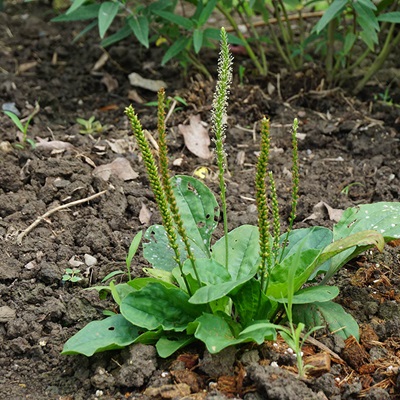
[211,27,233,268]
[255,117,271,292]
[289,118,299,231]
[157,89,201,287]
[269,171,281,258]
[125,105,192,295]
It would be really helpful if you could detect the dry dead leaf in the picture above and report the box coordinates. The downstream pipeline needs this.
[18,61,38,74]
[93,157,138,181]
[178,115,212,159]
[303,201,344,223]
[35,137,74,152]
[101,73,118,93]
[139,202,152,225]
[92,52,109,71]
[128,89,145,103]
[128,72,167,92]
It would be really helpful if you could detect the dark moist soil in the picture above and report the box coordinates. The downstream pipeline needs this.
[1,3,400,400]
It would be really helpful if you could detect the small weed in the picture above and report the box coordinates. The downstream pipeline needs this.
[341,182,364,196]
[76,116,103,134]
[62,268,83,283]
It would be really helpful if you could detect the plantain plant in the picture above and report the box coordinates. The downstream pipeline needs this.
[62,28,400,373]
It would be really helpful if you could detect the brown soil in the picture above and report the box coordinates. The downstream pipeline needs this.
[1,3,400,400]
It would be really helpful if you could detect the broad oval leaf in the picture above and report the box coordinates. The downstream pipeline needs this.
[183,258,231,285]
[98,2,119,39]
[212,225,260,280]
[193,313,276,353]
[121,282,205,331]
[188,274,254,304]
[62,314,141,356]
[172,175,219,257]
[268,285,339,304]
[156,334,194,358]
[293,301,359,340]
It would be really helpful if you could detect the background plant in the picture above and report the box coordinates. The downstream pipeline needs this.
[53,0,400,91]
[62,29,400,367]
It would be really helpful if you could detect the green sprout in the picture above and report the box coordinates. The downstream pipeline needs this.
[62,268,83,283]
[76,116,103,134]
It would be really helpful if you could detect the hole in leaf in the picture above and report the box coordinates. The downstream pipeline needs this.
[205,214,210,220]
[108,326,115,331]
[197,221,205,229]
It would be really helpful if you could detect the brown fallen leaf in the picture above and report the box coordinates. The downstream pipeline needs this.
[128,72,167,92]
[18,61,38,74]
[178,115,213,159]
[139,202,152,225]
[303,201,343,223]
[101,73,118,93]
[93,157,138,181]
[92,52,109,72]
[35,137,74,152]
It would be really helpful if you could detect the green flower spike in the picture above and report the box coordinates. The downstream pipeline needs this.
[211,27,233,268]
[255,117,272,292]
[125,105,191,294]
[156,88,201,288]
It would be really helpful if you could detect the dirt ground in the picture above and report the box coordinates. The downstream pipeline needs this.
[1,3,400,400]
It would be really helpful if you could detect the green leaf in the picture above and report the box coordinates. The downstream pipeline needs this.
[322,202,400,282]
[153,10,193,30]
[356,0,377,10]
[188,274,254,304]
[62,315,141,356]
[193,28,204,53]
[156,334,194,358]
[313,0,348,33]
[269,285,339,304]
[52,4,101,22]
[172,176,219,257]
[126,231,143,269]
[183,258,231,285]
[353,2,380,33]
[66,0,87,15]
[4,111,24,132]
[230,279,273,326]
[128,15,149,48]
[161,36,190,65]
[267,248,323,299]
[212,225,260,280]
[101,23,131,47]
[102,270,124,283]
[142,267,175,284]
[203,28,245,46]
[98,2,119,39]
[293,301,359,340]
[198,0,218,26]
[193,314,276,353]
[377,11,400,23]
[72,20,98,43]
[120,282,205,331]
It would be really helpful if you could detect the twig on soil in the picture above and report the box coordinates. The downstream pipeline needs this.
[303,334,346,364]
[16,190,107,245]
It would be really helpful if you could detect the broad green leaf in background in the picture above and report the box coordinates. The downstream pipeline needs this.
[121,282,205,331]
[313,0,348,33]
[212,225,260,280]
[98,2,119,38]
[66,0,86,15]
[61,315,141,356]
[52,4,101,21]
[128,15,149,48]
[268,285,339,304]
[172,176,219,256]
[353,2,380,34]
[193,28,204,53]
[292,301,359,340]
[378,11,400,23]
[101,24,131,47]
[153,10,193,29]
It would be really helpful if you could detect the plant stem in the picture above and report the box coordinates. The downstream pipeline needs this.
[217,4,266,76]
[354,25,400,93]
